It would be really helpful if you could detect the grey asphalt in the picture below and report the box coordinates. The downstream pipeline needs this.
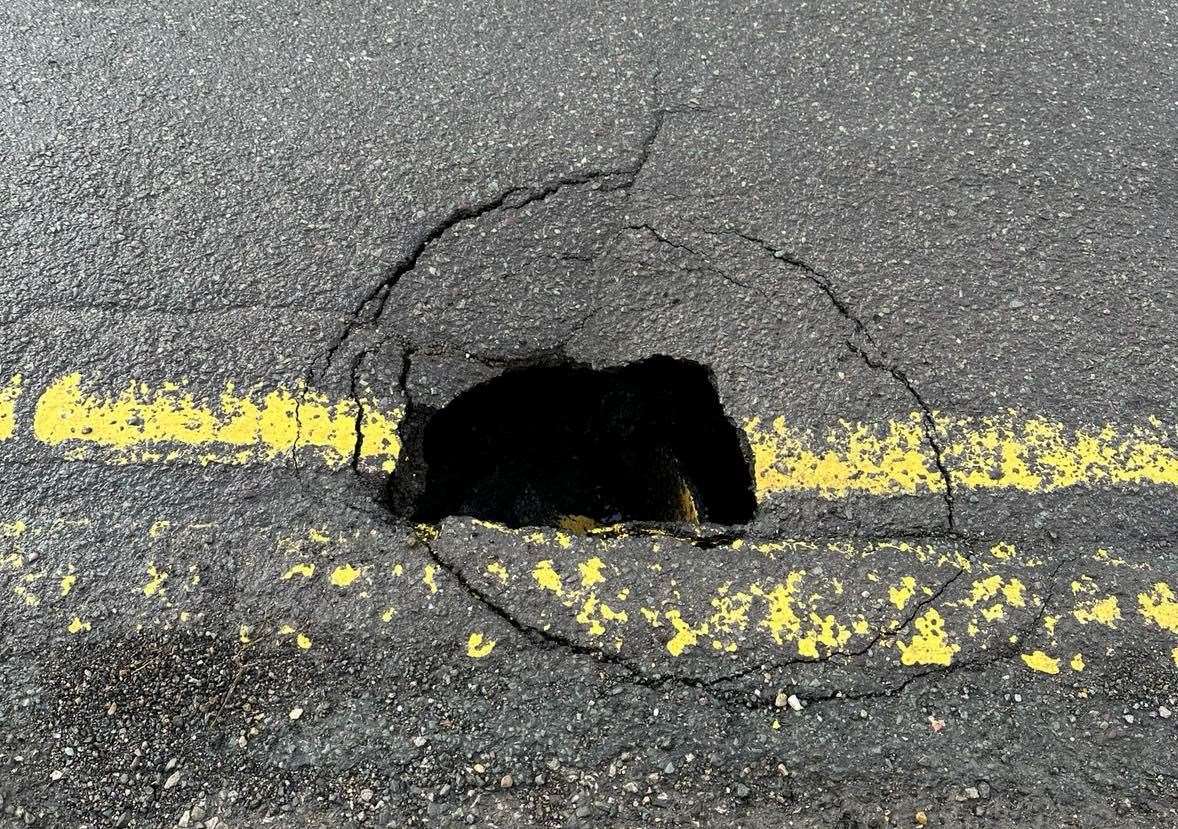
[1,1,1176,827]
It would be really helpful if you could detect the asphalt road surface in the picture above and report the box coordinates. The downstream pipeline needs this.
[2,1,1176,827]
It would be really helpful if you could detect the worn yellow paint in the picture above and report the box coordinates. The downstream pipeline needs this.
[485,561,509,584]
[31,372,401,470]
[1138,583,1177,633]
[143,564,167,598]
[381,606,396,622]
[239,625,252,644]
[747,412,1178,498]
[797,613,851,658]
[889,576,917,611]
[467,632,496,658]
[751,572,805,645]
[1070,653,1085,672]
[0,375,21,441]
[576,595,629,636]
[60,572,77,596]
[282,563,315,580]
[578,557,606,588]
[745,414,936,499]
[296,633,312,650]
[329,564,360,588]
[1021,650,1060,674]
[897,609,958,666]
[1073,595,1121,628]
[665,609,708,656]
[532,560,563,595]
[67,616,91,634]
[422,564,438,594]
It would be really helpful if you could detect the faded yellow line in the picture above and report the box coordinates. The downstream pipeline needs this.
[5,372,1178,497]
[745,412,1178,498]
[0,375,22,441]
[29,372,401,471]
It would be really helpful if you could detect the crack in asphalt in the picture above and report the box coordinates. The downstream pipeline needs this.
[660,226,959,534]
[310,107,673,387]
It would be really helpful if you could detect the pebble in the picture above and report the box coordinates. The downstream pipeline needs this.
[734,783,750,799]
[163,771,181,790]
[49,770,63,782]
[412,736,428,748]
[774,691,788,708]
[500,774,513,789]
[964,786,979,800]
[787,694,803,712]
[915,811,928,826]
[289,707,303,721]
[1160,706,1172,719]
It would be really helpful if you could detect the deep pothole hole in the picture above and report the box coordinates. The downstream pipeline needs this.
[388,356,757,530]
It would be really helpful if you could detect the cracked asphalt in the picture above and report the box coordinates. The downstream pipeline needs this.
[1,1,1176,827]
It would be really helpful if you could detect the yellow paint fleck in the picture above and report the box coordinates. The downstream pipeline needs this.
[60,573,77,596]
[888,576,917,611]
[0,519,28,538]
[1001,578,1026,608]
[1021,650,1060,675]
[485,561,509,584]
[1070,653,1085,672]
[239,625,252,643]
[467,632,496,658]
[576,595,629,636]
[282,562,315,580]
[1044,615,1058,635]
[148,520,171,539]
[67,616,91,634]
[1138,583,1177,633]
[308,528,331,544]
[0,375,21,441]
[381,607,396,623]
[752,572,805,645]
[31,372,402,470]
[422,564,438,594]
[555,532,573,549]
[532,560,563,595]
[578,557,606,588]
[277,624,296,635]
[143,564,168,598]
[329,563,360,588]
[664,609,708,657]
[1073,595,1122,628]
[296,633,312,650]
[990,542,1015,560]
[897,609,958,666]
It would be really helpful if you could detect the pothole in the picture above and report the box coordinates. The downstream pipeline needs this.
[388,356,757,530]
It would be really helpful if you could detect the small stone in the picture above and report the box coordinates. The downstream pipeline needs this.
[734,783,750,799]
[1009,298,1025,309]
[163,770,181,790]
[177,811,191,828]
[1123,714,1134,724]
[1160,706,1172,719]
[774,691,788,708]
[575,805,591,818]
[49,769,63,781]
[623,782,640,794]
[915,811,928,826]
[288,707,303,721]
[964,786,979,800]
[978,782,991,798]
[500,774,513,789]
[787,694,803,712]
[413,735,428,748]
[360,789,373,803]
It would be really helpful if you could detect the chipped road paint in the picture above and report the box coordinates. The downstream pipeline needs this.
[9,515,1171,683]
[29,372,401,471]
[0,372,1173,501]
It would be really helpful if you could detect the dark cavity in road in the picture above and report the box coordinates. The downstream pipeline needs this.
[393,356,757,529]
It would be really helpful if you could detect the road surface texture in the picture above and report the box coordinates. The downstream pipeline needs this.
[1,1,1176,827]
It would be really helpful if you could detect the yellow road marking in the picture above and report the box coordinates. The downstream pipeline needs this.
[0,372,1173,499]
[30,372,401,471]
[0,375,22,441]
